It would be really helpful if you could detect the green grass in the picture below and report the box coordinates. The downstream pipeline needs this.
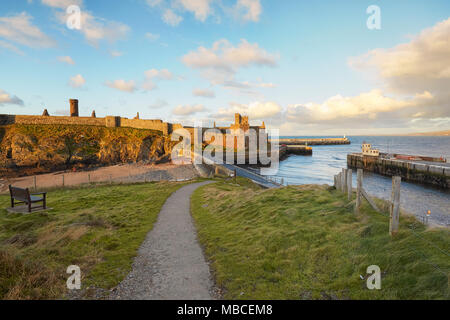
[0,181,185,299]
[191,178,450,300]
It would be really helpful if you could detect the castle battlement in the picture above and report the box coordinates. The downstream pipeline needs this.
[0,101,266,140]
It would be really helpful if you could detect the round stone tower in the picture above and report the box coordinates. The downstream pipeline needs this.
[70,99,79,117]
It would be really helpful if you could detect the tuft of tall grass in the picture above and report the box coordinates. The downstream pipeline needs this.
[0,181,186,299]
[191,179,450,300]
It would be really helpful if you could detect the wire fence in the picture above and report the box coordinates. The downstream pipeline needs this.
[0,165,198,194]
[334,168,450,288]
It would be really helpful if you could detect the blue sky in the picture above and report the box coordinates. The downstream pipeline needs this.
[1,0,449,134]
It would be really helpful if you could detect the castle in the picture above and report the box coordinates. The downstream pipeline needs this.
[0,99,266,143]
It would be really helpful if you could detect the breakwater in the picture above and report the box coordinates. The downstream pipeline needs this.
[347,153,450,189]
[273,138,350,145]
[280,145,312,158]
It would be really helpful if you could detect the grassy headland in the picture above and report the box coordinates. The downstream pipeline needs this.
[0,124,174,178]
[0,181,185,299]
[191,178,449,299]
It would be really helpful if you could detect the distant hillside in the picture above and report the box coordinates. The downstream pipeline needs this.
[406,130,450,136]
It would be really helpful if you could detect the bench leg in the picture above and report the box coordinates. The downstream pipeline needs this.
[28,202,31,213]
[11,198,14,208]
[43,196,46,210]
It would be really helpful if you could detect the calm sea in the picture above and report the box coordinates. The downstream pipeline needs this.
[272,136,450,226]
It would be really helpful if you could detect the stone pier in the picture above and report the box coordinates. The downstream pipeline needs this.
[347,153,450,189]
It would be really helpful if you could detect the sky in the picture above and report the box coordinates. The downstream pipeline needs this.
[0,0,449,135]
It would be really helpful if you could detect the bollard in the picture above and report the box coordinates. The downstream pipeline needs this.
[62,175,65,187]
[88,174,91,184]
[426,210,431,225]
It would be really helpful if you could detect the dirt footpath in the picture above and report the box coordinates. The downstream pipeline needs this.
[0,163,199,193]
[110,181,217,300]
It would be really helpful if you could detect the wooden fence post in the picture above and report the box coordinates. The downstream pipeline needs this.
[341,168,347,192]
[88,174,91,184]
[355,169,363,214]
[347,169,352,200]
[390,176,401,236]
[62,174,65,187]
[334,175,338,189]
[336,172,341,191]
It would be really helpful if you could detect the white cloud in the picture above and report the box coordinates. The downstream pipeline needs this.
[285,89,436,126]
[145,68,174,80]
[105,79,136,93]
[58,55,75,65]
[193,88,215,98]
[68,74,86,88]
[182,39,277,90]
[149,98,169,109]
[110,50,123,57]
[234,0,262,22]
[338,18,450,132]
[63,11,130,46]
[142,68,176,91]
[0,89,24,106]
[349,18,450,96]
[0,39,24,55]
[214,101,282,120]
[41,0,83,8]
[145,32,160,41]
[42,0,130,46]
[146,0,162,7]
[0,12,55,49]
[177,0,213,22]
[42,0,83,9]
[146,0,262,25]
[162,9,183,26]
[172,104,207,115]
[183,39,277,71]
[256,82,276,88]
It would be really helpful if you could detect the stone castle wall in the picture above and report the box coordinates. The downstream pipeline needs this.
[0,114,179,136]
[0,108,265,144]
[0,115,106,126]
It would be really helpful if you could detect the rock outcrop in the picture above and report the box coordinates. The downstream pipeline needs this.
[0,124,176,177]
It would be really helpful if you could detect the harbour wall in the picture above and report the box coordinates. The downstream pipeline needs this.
[274,138,350,145]
[347,153,450,189]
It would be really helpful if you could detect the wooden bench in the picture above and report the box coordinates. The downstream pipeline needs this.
[9,185,47,213]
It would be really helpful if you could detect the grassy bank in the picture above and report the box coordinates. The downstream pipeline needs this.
[191,178,449,299]
[0,181,185,299]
